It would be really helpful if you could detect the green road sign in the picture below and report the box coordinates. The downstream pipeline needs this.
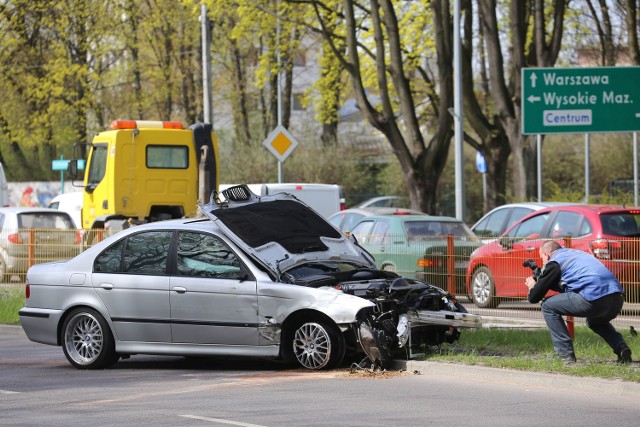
[521,66,640,134]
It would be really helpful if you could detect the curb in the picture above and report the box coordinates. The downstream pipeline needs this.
[392,359,640,397]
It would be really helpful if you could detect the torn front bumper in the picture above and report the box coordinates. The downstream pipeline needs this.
[408,309,482,328]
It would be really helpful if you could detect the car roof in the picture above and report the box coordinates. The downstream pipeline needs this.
[357,214,462,223]
[471,202,577,228]
[0,207,73,215]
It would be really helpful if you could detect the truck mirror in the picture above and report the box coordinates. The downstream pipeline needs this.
[67,160,78,179]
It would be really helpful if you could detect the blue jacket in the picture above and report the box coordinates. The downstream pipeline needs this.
[550,248,624,301]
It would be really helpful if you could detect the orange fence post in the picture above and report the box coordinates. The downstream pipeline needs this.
[563,236,574,340]
[447,234,455,296]
[28,228,36,269]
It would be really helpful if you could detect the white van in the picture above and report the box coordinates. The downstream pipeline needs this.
[219,183,343,218]
[49,191,83,229]
[0,163,8,207]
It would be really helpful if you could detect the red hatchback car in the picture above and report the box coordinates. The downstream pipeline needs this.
[466,204,640,308]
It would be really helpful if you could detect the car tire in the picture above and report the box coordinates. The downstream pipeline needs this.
[289,321,345,370]
[62,308,119,370]
[471,266,498,309]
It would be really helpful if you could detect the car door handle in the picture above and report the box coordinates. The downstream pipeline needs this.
[173,287,187,294]
[99,283,113,290]
[525,247,535,252]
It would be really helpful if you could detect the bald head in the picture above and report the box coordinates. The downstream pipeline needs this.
[540,240,561,257]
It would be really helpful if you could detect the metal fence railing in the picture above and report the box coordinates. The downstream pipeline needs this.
[2,229,639,329]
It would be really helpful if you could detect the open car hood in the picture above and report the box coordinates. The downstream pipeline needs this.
[199,185,376,278]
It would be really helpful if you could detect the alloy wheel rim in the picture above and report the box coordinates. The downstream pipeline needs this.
[293,323,331,369]
[65,313,104,365]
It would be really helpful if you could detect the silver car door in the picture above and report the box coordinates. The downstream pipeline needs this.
[169,231,259,345]
[92,231,173,342]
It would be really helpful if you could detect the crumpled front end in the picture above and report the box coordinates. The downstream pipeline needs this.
[338,275,482,367]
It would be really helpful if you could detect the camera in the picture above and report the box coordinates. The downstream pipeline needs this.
[523,259,542,281]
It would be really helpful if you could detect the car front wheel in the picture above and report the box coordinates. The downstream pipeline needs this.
[291,321,344,370]
[471,266,498,308]
[62,308,118,369]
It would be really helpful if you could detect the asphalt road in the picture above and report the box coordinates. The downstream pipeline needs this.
[2,326,640,427]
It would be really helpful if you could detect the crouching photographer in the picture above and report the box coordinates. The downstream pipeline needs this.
[524,240,632,364]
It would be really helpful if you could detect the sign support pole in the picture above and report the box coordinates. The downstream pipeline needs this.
[537,135,542,202]
[585,134,590,202]
[634,132,638,207]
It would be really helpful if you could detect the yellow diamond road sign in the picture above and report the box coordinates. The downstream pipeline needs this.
[263,125,298,162]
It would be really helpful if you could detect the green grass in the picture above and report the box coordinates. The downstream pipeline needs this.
[1,289,638,382]
[0,287,24,325]
[429,327,640,383]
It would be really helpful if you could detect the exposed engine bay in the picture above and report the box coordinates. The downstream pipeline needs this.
[283,264,482,368]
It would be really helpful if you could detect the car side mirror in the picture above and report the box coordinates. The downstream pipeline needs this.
[499,236,513,250]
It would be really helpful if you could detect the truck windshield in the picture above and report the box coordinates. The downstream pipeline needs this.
[88,145,107,187]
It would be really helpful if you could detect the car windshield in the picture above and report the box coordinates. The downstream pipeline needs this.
[601,213,640,237]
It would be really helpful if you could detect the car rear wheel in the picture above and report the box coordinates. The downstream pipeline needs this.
[471,266,498,308]
[62,308,118,369]
[290,321,345,370]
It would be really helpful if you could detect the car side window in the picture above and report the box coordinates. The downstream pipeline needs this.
[548,211,583,238]
[94,240,125,272]
[508,208,534,230]
[506,213,549,240]
[475,208,509,237]
[177,232,242,279]
[369,220,390,245]
[123,231,172,274]
[94,231,172,275]
[350,220,374,245]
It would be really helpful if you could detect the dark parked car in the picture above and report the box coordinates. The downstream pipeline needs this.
[20,186,481,371]
[466,204,640,308]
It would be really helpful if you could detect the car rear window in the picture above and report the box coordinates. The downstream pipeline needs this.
[601,213,640,237]
[17,212,75,229]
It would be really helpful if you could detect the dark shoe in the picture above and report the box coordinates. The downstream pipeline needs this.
[560,355,576,364]
[617,347,632,364]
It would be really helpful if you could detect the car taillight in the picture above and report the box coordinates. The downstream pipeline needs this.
[8,233,21,244]
[25,283,30,299]
[418,258,442,268]
[590,239,622,260]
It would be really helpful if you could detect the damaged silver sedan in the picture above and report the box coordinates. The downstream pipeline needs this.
[19,185,481,370]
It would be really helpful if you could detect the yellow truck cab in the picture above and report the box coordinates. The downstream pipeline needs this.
[69,120,219,233]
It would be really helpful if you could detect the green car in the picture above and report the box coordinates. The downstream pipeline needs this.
[349,214,481,296]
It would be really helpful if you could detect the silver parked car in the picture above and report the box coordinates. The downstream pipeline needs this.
[0,207,81,280]
[20,185,480,370]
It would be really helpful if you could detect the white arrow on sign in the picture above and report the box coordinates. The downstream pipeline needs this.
[527,95,541,103]
[530,73,537,88]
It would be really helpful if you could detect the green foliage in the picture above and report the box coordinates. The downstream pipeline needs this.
[0,287,23,325]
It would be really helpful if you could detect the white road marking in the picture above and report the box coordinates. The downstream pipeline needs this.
[180,415,267,427]
[0,390,20,394]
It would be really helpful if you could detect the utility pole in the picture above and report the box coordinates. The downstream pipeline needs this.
[201,4,212,125]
